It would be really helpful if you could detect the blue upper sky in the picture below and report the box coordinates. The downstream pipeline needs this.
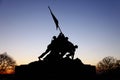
[0,0,120,65]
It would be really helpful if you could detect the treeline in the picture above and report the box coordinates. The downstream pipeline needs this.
[96,56,120,80]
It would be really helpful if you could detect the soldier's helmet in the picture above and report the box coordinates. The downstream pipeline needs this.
[53,36,56,40]
[74,45,78,48]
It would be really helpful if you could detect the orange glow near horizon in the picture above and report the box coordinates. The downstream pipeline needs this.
[0,69,15,74]
[6,69,15,74]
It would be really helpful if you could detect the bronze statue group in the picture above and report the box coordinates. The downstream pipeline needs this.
[38,32,78,62]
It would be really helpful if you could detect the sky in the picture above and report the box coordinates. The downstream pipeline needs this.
[0,0,120,66]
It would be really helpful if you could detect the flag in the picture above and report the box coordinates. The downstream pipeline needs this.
[48,6,59,30]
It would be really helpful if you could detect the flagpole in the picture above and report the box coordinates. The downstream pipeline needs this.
[48,6,63,34]
[58,25,62,34]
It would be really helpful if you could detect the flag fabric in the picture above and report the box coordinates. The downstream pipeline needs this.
[48,6,59,30]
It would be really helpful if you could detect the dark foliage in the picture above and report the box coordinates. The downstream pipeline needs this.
[0,52,16,74]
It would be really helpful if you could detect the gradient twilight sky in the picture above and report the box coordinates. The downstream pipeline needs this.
[0,0,120,66]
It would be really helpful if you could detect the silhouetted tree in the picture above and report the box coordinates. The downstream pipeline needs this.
[96,56,118,74]
[0,52,16,74]
[116,60,120,67]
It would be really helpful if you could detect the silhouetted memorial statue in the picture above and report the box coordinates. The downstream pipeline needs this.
[15,6,97,80]
[38,7,78,62]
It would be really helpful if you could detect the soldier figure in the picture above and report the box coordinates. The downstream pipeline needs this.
[38,36,59,60]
